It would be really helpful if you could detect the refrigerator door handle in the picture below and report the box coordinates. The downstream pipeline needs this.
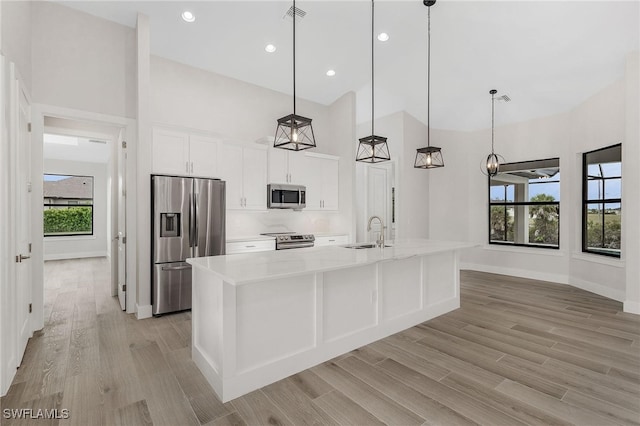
[194,192,199,251]
[161,265,191,271]
[188,192,195,249]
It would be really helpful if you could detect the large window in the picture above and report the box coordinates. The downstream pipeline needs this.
[489,158,560,249]
[43,174,94,236]
[583,144,621,258]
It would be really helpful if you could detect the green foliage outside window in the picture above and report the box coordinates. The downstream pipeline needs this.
[528,194,559,246]
[43,207,92,235]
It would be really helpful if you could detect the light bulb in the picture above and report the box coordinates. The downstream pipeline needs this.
[291,128,298,142]
[181,11,195,23]
[426,153,432,166]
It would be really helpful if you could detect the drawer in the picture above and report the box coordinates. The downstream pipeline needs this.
[314,235,349,247]
[226,239,275,254]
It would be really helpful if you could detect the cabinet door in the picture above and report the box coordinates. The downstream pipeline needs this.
[287,152,308,185]
[190,135,219,178]
[243,147,268,210]
[152,128,189,175]
[314,235,348,247]
[218,143,244,209]
[321,157,339,211]
[304,159,323,210]
[268,148,289,183]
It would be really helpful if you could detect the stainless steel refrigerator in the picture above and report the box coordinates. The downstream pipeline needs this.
[151,175,225,316]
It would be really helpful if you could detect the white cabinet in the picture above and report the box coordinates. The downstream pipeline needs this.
[314,235,348,247]
[268,149,307,184]
[226,239,275,254]
[218,143,267,210]
[305,154,339,211]
[152,128,219,178]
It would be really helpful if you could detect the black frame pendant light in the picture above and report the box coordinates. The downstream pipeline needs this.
[356,0,390,163]
[485,89,501,176]
[414,0,444,169]
[274,0,316,151]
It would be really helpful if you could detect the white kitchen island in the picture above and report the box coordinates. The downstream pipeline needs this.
[187,239,474,402]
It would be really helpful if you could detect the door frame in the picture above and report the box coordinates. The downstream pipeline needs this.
[359,160,396,243]
[30,104,137,327]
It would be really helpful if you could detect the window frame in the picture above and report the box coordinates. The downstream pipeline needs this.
[43,173,95,237]
[488,157,561,250]
[581,143,622,258]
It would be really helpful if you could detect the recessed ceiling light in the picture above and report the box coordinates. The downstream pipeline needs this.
[265,44,277,53]
[326,69,336,77]
[181,11,195,23]
[377,32,389,42]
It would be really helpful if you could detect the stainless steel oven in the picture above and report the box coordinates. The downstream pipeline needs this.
[260,232,314,249]
[267,184,306,210]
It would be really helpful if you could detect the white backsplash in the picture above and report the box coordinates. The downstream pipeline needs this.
[226,209,345,238]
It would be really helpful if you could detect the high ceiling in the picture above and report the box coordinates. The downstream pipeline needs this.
[55,1,639,131]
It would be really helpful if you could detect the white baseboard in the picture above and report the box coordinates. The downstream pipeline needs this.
[460,262,569,285]
[461,262,627,303]
[623,300,640,314]
[569,277,625,302]
[44,251,107,261]
[136,304,153,319]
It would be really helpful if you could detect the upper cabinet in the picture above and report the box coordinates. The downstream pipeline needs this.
[152,127,219,178]
[304,153,339,211]
[268,149,307,184]
[218,143,267,210]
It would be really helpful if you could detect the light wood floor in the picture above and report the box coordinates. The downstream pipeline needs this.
[2,258,639,425]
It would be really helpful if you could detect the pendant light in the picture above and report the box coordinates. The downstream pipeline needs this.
[274,0,316,151]
[414,0,444,169]
[356,0,390,163]
[485,89,501,176]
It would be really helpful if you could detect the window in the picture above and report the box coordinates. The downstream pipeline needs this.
[489,158,560,249]
[582,144,621,258]
[43,174,94,236]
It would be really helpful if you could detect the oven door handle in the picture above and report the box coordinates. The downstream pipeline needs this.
[278,242,314,250]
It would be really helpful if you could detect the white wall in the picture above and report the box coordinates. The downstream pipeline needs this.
[0,0,31,91]
[43,159,109,260]
[31,1,136,118]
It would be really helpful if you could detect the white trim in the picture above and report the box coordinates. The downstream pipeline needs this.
[569,277,625,302]
[460,262,569,285]
[482,244,566,257]
[305,151,340,161]
[623,301,640,315]
[44,251,107,261]
[571,251,626,268]
[136,304,153,320]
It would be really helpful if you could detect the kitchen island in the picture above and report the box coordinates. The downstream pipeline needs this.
[187,239,474,402]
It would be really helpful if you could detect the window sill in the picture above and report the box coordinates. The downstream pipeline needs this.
[571,252,625,268]
[44,235,96,241]
[482,244,566,257]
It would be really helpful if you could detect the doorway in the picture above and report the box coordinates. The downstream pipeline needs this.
[356,161,396,243]
[42,117,123,308]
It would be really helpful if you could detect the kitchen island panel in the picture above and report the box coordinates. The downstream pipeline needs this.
[380,256,423,321]
[323,265,377,342]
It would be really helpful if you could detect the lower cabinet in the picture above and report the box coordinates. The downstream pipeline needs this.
[226,239,275,254]
[314,235,348,247]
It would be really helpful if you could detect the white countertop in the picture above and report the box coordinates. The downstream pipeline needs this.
[226,235,276,243]
[188,239,476,285]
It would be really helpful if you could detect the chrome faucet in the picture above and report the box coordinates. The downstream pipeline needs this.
[367,216,386,248]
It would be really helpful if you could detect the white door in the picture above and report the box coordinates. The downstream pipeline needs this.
[366,165,389,242]
[15,76,32,363]
[117,133,127,310]
[218,143,244,209]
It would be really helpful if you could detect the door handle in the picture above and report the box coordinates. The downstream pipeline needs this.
[16,254,30,263]
[161,265,191,271]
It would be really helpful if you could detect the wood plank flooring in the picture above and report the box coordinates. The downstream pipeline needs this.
[2,259,639,425]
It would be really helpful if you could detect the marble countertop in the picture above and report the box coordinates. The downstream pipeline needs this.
[226,235,276,243]
[188,239,476,285]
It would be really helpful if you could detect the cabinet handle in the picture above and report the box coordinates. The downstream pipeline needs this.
[190,162,194,173]
[245,245,256,248]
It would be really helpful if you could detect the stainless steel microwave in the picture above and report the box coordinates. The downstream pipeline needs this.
[267,184,306,209]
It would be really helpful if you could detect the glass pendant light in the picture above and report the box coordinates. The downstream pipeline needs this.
[274,0,316,151]
[414,0,444,169]
[356,0,390,163]
[486,89,500,176]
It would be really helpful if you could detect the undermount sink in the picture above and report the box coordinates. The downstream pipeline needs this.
[342,243,393,249]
